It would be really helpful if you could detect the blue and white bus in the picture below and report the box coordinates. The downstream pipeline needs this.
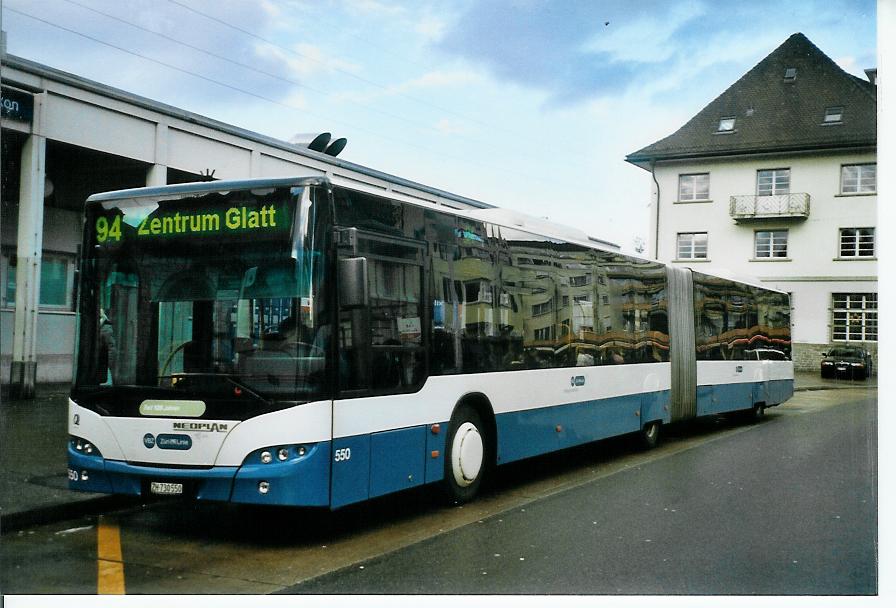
[68,175,793,508]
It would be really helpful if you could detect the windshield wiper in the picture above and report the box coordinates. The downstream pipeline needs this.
[224,376,274,406]
[163,373,274,407]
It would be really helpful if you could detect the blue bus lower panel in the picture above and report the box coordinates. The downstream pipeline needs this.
[330,435,371,508]
[231,442,330,506]
[495,390,670,465]
[697,379,795,416]
[425,424,447,485]
[331,424,442,508]
[68,441,332,507]
[369,426,426,499]
[767,379,794,406]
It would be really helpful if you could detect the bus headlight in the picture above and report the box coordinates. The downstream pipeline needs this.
[250,444,314,465]
[70,436,102,457]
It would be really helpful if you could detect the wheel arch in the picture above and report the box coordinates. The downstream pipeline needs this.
[454,392,497,468]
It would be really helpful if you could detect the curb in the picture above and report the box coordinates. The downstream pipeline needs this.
[795,383,876,392]
[1,494,142,535]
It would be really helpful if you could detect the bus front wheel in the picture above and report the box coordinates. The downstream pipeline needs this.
[442,405,487,504]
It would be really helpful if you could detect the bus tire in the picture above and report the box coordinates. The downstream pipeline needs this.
[442,405,488,504]
[747,403,765,422]
[640,420,661,450]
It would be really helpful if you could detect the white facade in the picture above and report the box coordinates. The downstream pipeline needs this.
[648,149,877,367]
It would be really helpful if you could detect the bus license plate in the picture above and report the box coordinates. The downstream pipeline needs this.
[150,481,183,495]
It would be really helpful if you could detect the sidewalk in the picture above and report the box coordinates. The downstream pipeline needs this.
[0,384,138,532]
[0,371,877,532]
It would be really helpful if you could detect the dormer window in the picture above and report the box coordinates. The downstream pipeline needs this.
[784,67,797,80]
[824,106,844,123]
[717,116,736,132]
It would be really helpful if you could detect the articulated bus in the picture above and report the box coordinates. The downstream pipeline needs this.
[68,176,793,508]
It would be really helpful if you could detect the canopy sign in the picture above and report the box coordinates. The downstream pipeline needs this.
[1,87,34,123]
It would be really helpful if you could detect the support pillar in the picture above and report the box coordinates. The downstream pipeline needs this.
[250,149,262,177]
[146,163,166,187]
[9,133,47,399]
[147,122,167,186]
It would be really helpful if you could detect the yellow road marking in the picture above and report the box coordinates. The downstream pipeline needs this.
[97,515,125,594]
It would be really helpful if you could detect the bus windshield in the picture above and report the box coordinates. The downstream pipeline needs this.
[72,184,331,414]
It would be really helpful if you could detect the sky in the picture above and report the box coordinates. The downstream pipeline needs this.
[0,0,878,252]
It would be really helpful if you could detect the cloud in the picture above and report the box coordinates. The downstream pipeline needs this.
[3,0,340,106]
[415,14,448,41]
[580,0,706,63]
[434,117,474,136]
[347,0,407,17]
[253,41,360,81]
[333,68,486,104]
[434,0,877,106]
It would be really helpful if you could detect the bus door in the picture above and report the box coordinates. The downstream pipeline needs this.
[331,227,428,507]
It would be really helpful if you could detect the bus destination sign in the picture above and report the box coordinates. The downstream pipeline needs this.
[95,204,286,245]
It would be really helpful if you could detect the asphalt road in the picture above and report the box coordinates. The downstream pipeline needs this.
[285,390,877,595]
[0,388,877,596]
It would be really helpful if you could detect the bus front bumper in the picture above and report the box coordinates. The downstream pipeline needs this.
[67,441,331,507]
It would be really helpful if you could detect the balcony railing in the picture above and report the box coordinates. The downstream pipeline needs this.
[729,193,810,221]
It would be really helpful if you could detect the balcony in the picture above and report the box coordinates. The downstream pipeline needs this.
[729,193,810,222]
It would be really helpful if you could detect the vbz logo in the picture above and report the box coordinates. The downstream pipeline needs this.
[570,375,586,387]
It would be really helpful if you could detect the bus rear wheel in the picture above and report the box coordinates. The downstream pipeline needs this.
[442,405,488,504]
[750,403,766,421]
[640,420,661,450]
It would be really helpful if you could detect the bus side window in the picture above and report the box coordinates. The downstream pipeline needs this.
[369,257,424,391]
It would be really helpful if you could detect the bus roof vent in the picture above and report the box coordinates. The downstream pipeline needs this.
[290,132,331,153]
[290,133,349,157]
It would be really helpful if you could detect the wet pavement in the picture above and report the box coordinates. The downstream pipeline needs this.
[286,389,877,594]
[0,372,876,533]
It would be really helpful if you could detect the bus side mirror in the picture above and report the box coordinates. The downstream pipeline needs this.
[338,257,368,309]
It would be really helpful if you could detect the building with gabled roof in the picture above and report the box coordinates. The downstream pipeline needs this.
[626,33,877,372]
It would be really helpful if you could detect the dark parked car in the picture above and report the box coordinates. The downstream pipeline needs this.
[820,346,873,379]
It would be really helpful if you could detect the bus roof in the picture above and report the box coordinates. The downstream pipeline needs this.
[83,176,785,295]
[84,176,328,204]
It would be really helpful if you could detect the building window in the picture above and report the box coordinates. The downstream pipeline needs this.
[839,228,875,258]
[841,164,876,194]
[533,326,554,341]
[532,300,553,317]
[784,67,797,81]
[1,251,75,309]
[717,117,736,132]
[757,168,790,196]
[824,106,843,123]
[677,232,708,259]
[678,173,710,201]
[832,293,877,342]
[754,230,788,258]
